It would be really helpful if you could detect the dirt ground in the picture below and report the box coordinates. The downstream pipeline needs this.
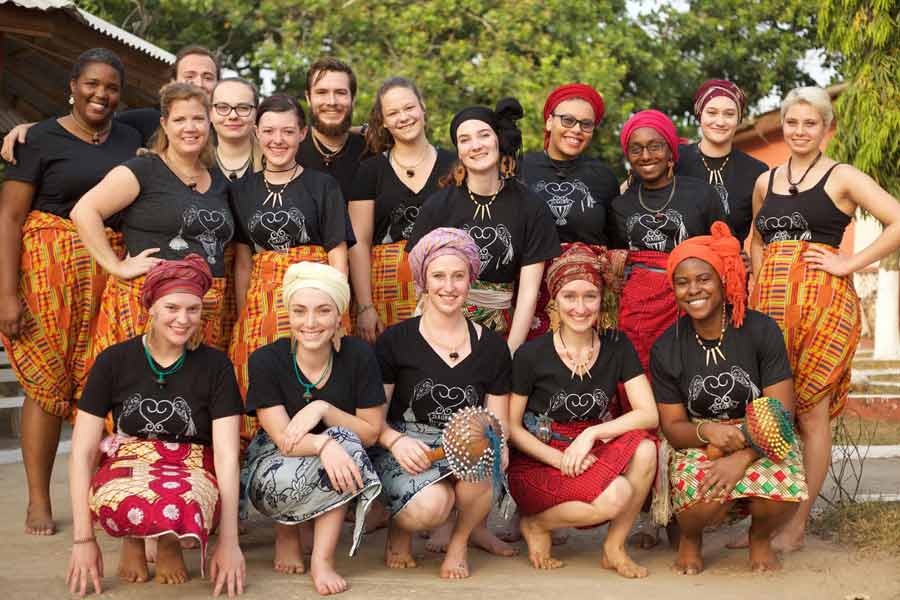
[2,459,899,600]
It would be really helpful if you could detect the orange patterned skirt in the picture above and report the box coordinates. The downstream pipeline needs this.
[751,240,861,417]
[220,243,239,354]
[350,241,417,335]
[0,211,121,417]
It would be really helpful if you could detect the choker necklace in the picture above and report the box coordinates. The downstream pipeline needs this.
[311,132,347,167]
[143,337,186,388]
[786,151,822,195]
[694,303,728,366]
[216,149,251,181]
[263,164,301,207]
[637,177,677,218]
[390,145,431,178]
[69,111,111,144]
[292,350,334,401]
[468,179,504,221]
[559,330,597,380]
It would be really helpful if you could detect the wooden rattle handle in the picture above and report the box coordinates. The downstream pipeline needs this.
[425,447,445,463]
[705,444,724,459]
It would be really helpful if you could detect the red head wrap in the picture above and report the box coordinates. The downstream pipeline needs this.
[619,109,680,164]
[666,221,746,327]
[542,83,605,149]
[693,79,747,122]
[546,243,627,331]
[140,254,213,310]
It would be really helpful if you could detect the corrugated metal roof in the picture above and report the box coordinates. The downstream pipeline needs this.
[0,0,175,64]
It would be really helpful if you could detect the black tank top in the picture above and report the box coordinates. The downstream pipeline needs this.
[755,163,851,247]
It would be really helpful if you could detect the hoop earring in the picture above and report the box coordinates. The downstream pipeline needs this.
[68,95,75,106]
[453,163,466,187]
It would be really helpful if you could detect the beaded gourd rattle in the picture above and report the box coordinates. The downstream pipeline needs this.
[425,406,506,486]
[706,397,795,462]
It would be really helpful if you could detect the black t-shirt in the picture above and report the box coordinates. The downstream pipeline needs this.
[115,108,161,145]
[229,169,347,252]
[676,143,768,243]
[650,309,792,420]
[376,317,512,427]
[246,337,386,433]
[608,175,726,253]
[80,336,243,446]
[120,154,234,277]
[5,118,142,220]
[349,148,456,244]
[407,180,561,283]
[513,331,643,422]
[296,132,367,202]
[519,152,619,245]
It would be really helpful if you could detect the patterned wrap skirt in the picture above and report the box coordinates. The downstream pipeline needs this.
[220,243,239,357]
[241,427,381,556]
[350,241,417,335]
[368,420,453,516]
[507,419,650,517]
[0,211,122,416]
[751,240,861,417]
[464,280,514,335]
[90,438,220,574]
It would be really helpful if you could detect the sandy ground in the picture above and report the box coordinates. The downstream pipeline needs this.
[2,459,899,600]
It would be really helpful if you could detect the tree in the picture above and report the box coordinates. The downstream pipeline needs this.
[819,0,900,358]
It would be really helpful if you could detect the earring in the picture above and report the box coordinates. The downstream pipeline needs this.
[667,162,674,179]
[68,95,75,106]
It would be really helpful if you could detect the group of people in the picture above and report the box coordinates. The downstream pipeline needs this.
[2,42,899,598]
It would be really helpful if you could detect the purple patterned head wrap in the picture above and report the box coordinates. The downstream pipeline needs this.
[408,227,481,295]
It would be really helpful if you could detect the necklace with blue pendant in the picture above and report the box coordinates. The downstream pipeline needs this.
[143,338,186,388]
[292,349,333,402]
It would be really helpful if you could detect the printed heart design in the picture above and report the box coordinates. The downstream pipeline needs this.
[702,373,735,402]
[466,225,500,247]
[564,393,597,418]
[404,205,419,222]
[137,398,177,433]
[431,384,470,412]
[638,213,669,231]
[544,181,577,200]
[260,211,291,232]
[197,209,225,231]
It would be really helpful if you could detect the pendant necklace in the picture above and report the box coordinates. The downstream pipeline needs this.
[311,132,346,167]
[694,303,728,366]
[700,152,730,188]
[292,350,334,402]
[69,111,111,144]
[637,176,677,218]
[216,149,251,181]
[558,330,597,380]
[263,164,300,207]
[422,318,467,362]
[786,151,822,195]
[143,336,186,388]
[163,153,201,191]
[390,145,432,178]
[468,179,504,221]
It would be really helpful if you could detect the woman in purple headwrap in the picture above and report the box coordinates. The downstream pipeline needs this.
[370,227,514,579]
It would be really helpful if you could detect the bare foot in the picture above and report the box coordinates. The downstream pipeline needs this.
[155,534,190,584]
[385,524,417,569]
[671,534,703,576]
[726,529,750,550]
[310,556,348,596]
[118,538,150,583]
[425,520,453,553]
[771,531,805,553]
[520,515,563,570]
[601,543,649,579]
[273,523,305,574]
[24,503,56,536]
[144,537,157,563]
[364,501,390,534]
[627,525,660,550]
[299,521,315,556]
[749,535,782,572]
[469,524,519,556]
[439,538,470,579]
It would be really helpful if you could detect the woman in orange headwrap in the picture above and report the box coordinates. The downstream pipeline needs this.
[650,222,807,575]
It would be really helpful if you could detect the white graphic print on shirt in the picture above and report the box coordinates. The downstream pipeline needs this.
[687,366,760,420]
[249,208,308,251]
[117,393,198,439]
[169,205,234,264]
[534,179,595,226]
[411,378,479,425]
[625,209,688,252]
[548,388,611,421]
[756,212,812,243]
[464,224,514,275]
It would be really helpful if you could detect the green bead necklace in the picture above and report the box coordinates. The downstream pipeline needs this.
[143,337,186,388]
[292,350,333,401]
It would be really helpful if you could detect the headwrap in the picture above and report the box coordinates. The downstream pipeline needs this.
[545,243,627,331]
[408,227,481,295]
[693,79,747,122]
[619,109,681,164]
[542,83,605,149]
[140,253,213,309]
[282,261,351,315]
[666,221,746,327]
[449,97,524,157]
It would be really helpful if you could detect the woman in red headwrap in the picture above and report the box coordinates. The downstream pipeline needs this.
[676,80,769,245]
[507,243,657,577]
[520,83,624,338]
[67,255,246,596]
[650,222,807,575]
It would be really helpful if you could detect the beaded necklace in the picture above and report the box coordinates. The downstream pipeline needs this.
[292,350,333,401]
[143,337,186,388]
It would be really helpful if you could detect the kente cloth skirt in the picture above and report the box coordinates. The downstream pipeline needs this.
[90,439,220,574]
[220,243,239,360]
[750,240,861,417]
[0,211,122,417]
[669,441,808,513]
[507,420,651,516]
[464,280,514,335]
[241,427,381,556]
[350,241,417,335]
[368,420,453,516]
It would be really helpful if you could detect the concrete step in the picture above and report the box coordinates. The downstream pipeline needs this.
[853,359,900,370]
[851,382,900,394]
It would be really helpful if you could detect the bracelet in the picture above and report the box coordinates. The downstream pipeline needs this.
[317,436,335,456]
[73,536,97,545]
[356,303,375,316]
[387,434,405,452]
[696,422,710,444]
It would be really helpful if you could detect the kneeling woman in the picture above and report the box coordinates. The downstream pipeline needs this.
[241,262,383,596]
[67,255,245,596]
[650,223,808,574]
[507,244,657,577]
[371,228,512,579]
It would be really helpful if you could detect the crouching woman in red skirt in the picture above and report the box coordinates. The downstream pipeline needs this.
[507,243,658,577]
[66,255,245,596]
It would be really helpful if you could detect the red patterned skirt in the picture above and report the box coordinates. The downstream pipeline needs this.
[507,420,650,516]
[617,250,678,372]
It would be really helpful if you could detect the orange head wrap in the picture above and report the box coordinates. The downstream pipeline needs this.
[666,221,746,327]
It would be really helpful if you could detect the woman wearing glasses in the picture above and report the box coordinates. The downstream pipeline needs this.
[520,83,623,339]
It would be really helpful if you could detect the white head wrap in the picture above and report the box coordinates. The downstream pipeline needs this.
[282,262,350,315]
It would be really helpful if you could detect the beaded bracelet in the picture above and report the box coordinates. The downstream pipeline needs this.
[356,303,375,316]
[696,422,710,444]
[73,536,97,545]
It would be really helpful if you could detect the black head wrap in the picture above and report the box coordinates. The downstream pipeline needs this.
[449,97,524,157]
